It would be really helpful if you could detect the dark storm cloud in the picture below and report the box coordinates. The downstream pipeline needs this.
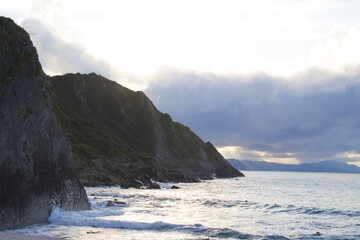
[145,68,360,162]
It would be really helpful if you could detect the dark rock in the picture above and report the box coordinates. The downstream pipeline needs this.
[0,17,90,230]
[120,181,143,189]
[147,183,161,189]
[170,185,180,189]
[113,201,126,205]
[87,230,101,234]
[105,200,126,207]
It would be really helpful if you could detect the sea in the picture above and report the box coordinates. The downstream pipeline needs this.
[7,171,360,240]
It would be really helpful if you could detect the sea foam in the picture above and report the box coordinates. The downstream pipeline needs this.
[48,208,182,230]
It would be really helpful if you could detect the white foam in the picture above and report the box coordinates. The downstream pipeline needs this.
[48,208,182,230]
[157,182,175,189]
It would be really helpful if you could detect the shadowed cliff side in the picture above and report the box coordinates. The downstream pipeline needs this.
[50,73,243,187]
[0,17,90,230]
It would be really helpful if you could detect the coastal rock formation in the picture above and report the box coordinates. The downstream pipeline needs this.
[0,17,89,230]
[50,73,243,187]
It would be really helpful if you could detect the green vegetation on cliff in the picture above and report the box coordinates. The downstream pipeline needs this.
[50,73,243,187]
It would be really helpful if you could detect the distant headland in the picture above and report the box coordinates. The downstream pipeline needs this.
[228,159,360,174]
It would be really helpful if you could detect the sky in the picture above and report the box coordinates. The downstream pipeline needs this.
[2,0,360,166]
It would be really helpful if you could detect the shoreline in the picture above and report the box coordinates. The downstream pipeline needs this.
[0,233,58,240]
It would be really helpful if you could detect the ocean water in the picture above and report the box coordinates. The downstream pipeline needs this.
[7,171,360,240]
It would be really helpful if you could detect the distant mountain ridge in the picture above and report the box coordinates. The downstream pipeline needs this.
[50,73,243,187]
[228,159,360,173]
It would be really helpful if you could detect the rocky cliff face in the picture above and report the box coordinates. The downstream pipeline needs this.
[50,73,243,187]
[0,17,89,230]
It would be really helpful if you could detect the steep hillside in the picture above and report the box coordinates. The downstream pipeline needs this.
[0,17,89,230]
[50,73,243,187]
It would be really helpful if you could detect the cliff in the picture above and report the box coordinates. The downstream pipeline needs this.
[0,17,89,230]
[50,73,243,187]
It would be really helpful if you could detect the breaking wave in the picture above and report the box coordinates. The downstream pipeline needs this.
[199,199,360,217]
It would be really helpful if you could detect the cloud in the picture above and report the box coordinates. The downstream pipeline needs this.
[145,68,360,163]
[21,18,111,75]
[20,0,104,75]
[18,0,147,90]
[312,25,360,71]
[216,146,300,164]
[11,0,360,83]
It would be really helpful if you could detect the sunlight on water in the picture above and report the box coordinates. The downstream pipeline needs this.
[8,172,360,240]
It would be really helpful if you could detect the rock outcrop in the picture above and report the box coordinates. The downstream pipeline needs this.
[50,73,243,187]
[0,17,89,230]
